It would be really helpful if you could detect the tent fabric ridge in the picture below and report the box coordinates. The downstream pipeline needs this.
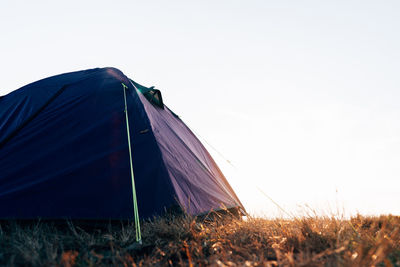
[0,69,107,149]
[0,84,68,149]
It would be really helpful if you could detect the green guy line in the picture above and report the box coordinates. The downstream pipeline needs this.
[122,83,142,243]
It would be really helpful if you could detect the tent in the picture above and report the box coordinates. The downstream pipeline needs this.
[0,67,244,220]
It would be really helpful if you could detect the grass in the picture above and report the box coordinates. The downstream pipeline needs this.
[0,213,399,266]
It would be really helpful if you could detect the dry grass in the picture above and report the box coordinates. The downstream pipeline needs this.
[0,214,399,266]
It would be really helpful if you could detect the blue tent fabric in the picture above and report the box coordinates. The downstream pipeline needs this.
[0,67,244,219]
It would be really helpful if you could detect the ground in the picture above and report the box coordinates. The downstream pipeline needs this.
[0,213,399,266]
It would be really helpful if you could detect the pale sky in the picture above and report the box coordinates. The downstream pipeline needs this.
[1,1,399,217]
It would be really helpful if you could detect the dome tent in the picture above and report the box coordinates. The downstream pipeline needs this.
[0,68,244,221]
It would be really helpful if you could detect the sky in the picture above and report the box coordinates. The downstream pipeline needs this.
[1,1,399,217]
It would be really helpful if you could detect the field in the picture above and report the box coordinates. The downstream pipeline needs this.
[0,213,399,266]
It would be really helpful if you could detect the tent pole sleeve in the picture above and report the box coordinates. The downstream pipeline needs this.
[122,83,142,243]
